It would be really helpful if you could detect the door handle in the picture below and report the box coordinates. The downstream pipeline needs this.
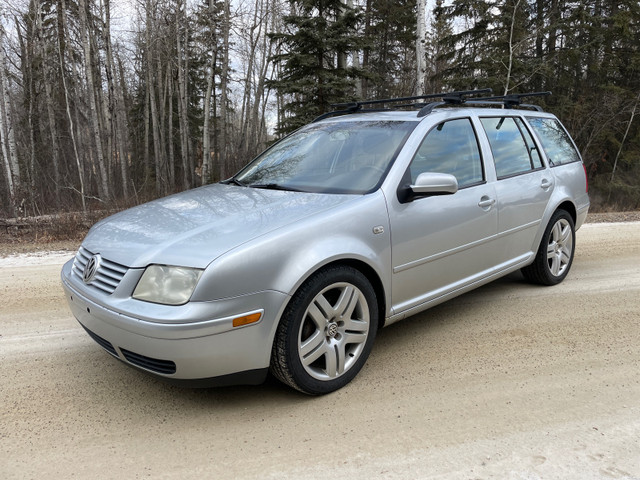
[541,178,553,190]
[478,196,496,209]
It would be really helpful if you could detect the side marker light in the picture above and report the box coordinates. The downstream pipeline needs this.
[232,312,262,328]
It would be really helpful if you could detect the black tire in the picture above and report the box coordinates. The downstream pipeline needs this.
[270,265,378,395]
[521,209,575,286]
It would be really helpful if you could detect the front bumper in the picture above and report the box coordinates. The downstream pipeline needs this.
[61,259,289,386]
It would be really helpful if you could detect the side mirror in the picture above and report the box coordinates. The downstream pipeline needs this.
[398,172,458,203]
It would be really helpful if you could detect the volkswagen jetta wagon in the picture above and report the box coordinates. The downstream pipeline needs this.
[61,90,590,394]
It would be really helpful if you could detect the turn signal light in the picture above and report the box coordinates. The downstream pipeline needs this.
[232,312,262,328]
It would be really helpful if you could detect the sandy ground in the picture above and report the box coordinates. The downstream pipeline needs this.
[1,222,639,479]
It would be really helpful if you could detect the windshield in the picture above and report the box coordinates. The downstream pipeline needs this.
[234,120,417,194]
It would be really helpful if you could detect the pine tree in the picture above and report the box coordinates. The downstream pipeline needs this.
[269,0,365,135]
[363,0,417,99]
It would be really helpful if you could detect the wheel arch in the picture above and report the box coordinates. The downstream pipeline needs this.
[320,258,387,329]
[278,256,388,331]
[556,200,576,224]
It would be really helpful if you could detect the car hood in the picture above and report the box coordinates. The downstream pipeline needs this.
[82,184,355,269]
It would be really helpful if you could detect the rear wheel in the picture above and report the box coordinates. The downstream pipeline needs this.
[270,265,378,395]
[522,209,575,285]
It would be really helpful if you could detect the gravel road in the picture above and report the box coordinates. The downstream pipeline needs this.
[1,222,639,479]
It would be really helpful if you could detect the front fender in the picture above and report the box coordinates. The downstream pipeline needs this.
[191,192,392,309]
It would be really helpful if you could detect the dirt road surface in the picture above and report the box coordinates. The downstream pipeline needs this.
[1,222,639,479]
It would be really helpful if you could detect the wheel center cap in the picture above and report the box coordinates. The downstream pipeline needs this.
[327,323,338,337]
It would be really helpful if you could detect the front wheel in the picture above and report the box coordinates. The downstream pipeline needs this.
[270,265,378,395]
[522,209,575,285]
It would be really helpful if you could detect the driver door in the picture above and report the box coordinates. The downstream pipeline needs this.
[387,117,499,314]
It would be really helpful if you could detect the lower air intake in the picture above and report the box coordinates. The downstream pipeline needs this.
[81,325,118,357]
[120,348,177,375]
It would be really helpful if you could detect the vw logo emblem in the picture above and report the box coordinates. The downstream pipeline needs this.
[83,254,101,284]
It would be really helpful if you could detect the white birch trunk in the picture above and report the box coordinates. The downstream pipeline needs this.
[416,0,428,96]
[504,0,522,95]
[0,85,14,208]
[0,26,21,196]
[219,0,231,180]
[176,0,190,188]
[202,51,215,185]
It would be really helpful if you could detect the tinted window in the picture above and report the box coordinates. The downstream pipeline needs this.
[526,117,581,166]
[410,118,483,188]
[480,117,535,178]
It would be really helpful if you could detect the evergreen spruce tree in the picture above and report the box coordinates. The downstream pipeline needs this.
[426,0,453,93]
[363,0,417,99]
[269,0,365,135]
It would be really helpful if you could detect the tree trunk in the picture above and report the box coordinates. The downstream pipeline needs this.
[114,46,129,199]
[219,0,231,180]
[145,0,166,195]
[79,0,110,201]
[16,13,36,200]
[0,80,15,215]
[0,29,21,180]
[57,0,86,212]
[504,0,522,95]
[176,0,190,189]
[610,92,640,184]
[415,0,427,95]
[202,49,215,185]
[167,61,175,190]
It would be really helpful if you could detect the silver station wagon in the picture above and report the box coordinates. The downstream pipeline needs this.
[61,90,590,394]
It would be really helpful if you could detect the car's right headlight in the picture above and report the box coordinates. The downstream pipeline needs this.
[132,265,203,305]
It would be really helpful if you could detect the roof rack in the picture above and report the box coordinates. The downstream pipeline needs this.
[465,91,552,112]
[313,88,493,122]
[472,91,551,107]
[417,90,551,116]
[313,89,551,122]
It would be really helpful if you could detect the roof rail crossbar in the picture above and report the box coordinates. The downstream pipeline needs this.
[330,92,463,110]
[463,100,545,112]
[473,91,551,108]
[417,88,493,117]
[314,88,493,122]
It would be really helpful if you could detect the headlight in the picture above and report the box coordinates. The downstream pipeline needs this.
[133,265,203,305]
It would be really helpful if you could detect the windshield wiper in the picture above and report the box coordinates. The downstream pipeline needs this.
[221,177,247,187]
[248,183,304,192]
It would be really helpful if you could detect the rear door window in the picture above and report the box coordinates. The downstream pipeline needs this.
[480,116,542,179]
[526,117,581,166]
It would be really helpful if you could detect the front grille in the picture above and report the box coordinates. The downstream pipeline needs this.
[72,246,128,294]
[120,348,177,375]
[81,325,118,357]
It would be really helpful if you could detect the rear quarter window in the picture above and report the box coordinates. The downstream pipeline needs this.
[526,117,581,166]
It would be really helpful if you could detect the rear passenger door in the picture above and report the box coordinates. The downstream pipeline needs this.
[478,115,553,264]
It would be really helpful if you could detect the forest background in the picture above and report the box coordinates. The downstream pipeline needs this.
[0,0,638,220]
